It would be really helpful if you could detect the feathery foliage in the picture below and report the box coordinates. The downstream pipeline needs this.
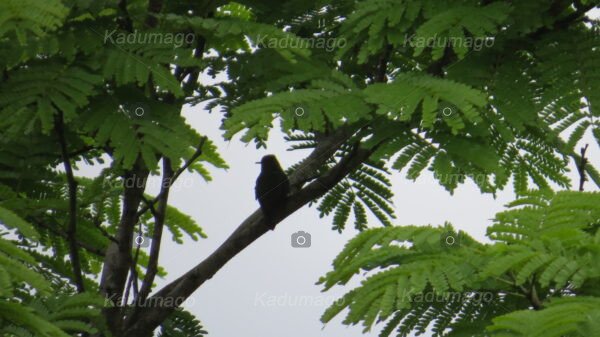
[320,191,600,337]
[158,309,208,337]
[0,0,598,336]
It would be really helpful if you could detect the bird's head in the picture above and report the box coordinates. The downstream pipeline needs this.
[257,154,283,171]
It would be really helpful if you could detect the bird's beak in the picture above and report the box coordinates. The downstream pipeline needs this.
[255,161,261,164]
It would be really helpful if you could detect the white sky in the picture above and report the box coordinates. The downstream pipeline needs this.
[138,100,598,337]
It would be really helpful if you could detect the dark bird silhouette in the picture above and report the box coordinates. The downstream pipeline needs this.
[255,155,290,229]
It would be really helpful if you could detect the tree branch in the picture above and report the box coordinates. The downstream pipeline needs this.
[123,134,376,336]
[99,160,149,335]
[54,112,85,293]
[510,272,543,310]
[180,19,210,95]
[553,135,600,189]
[145,0,163,28]
[288,127,357,193]
[68,145,95,158]
[135,137,207,220]
[577,144,589,191]
[117,0,134,32]
[92,215,118,244]
[529,2,595,40]
[529,283,543,310]
[123,242,141,308]
[375,44,392,83]
[137,158,174,302]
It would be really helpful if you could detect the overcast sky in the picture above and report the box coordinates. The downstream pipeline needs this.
[134,100,598,337]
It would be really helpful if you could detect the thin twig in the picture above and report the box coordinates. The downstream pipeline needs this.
[92,218,119,244]
[124,226,142,308]
[135,137,207,219]
[137,158,174,302]
[124,195,159,307]
[68,145,95,158]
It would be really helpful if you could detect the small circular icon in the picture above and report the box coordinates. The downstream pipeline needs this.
[135,107,144,117]
[135,236,145,245]
[442,107,453,117]
[294,107,305,117]
[445,236,455,245]
[291,231,311,248]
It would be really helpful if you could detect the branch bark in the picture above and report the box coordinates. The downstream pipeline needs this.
[577,144,589,191]
[55,112,85,293]
[145,0,163,28]
[289,127,356,191]
[137,158,174,302]
[117,0,133,32]
[135,137,207,220]
[99,160,149,335]
[528,2,595,40]
[123,132,374,336]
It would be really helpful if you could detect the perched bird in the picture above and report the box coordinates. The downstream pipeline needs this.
[255,155,290,229]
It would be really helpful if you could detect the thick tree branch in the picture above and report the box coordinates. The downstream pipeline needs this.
[123,135,376,336]
[54,112,85,293]
[289,127,356,192]
[99,160,149,335]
